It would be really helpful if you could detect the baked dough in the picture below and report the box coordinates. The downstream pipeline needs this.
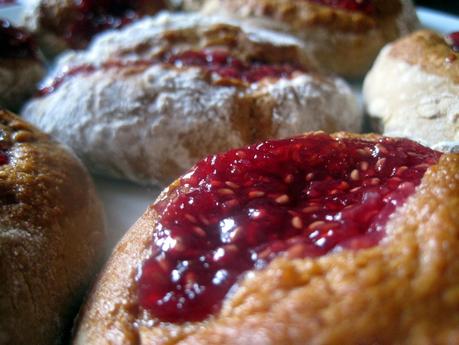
[0,109,105,345]
[73,132,459,344]
[0,19,44,111]
[22,12,361,186]
[197,0,419,77]
[363,29,459,153]
[173,0,205,11]
[22,0,171,56]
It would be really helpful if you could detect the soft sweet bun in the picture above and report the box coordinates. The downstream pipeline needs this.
[74,131,459,344]
[22,12,361,186]
[0,109,105,344]
[22,0,170,56]
[0,19,44,111]
[364,29,459,153]
[174,0,205,11]
[196,0,419,77]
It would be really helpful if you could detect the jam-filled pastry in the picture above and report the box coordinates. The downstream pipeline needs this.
[0,19,44,111]
[73,131,459,344]
[197,0,419,78]
[0,109,105,345]
[22,12,361,186]
[22,0,170,57]
[364,30,459,153]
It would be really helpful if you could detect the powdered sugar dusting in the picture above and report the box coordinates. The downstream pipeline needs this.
[23,12,360,185]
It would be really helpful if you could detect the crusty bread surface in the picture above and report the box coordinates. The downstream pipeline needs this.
[0,109,105,345]
[74,132,459,345]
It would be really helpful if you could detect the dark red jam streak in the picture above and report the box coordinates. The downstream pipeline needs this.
[0,152,7,166]
[38,50,302,96]
[137,134,441,323]
[65,0,161,48]
[307,0,375,15]
[0,0,16,5]
[0,19,37,59]
[445,32,459,52]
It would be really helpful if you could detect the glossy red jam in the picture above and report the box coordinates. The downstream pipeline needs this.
[165,50,301,83]
[445,32,459,52]
[308,0,375,15]
[0,0,16,5]
[65,0,165,48]
[0,19,38,59]
[38,50,302,96]
[137,133,441,323]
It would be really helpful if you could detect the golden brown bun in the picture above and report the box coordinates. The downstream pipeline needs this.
[363,29,459,153]
[198,0,419,77]
[0,21,45,111]
[0,58,44,111]
[388,29,459,82]
[0,110,105,345]
[74,132,459,344]
[22,0,171,57]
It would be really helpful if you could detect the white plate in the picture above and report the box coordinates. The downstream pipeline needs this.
[1,4,458,246]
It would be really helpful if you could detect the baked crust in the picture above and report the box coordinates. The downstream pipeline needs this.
[0,57,44,111]
[22,12,361,186]
[0,109,105,344]
[388,29,459,84]
[22,0,171,57]
[198,0,419,77]
[172,0,205,11]
[363,30,459,153]
[73,131,459,344]
[0,20,45,111]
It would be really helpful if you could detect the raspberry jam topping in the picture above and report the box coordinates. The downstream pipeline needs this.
[0,0,16,5]
[38,50,302,96]
[166,50,300,83]
[445,32,459,52]
[137,133,441,323]
[0,19,38,59]
[0,152,8,166]
[308,0,375,15]
[65,0,166,48]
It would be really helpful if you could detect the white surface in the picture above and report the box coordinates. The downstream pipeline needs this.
[0,4,458,246]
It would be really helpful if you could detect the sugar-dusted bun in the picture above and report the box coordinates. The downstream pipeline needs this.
[0,109,105,344]
[0,19,44,111]
[22,0,170,56]
[22,12,361,186]
[74,131,459,344]
[364,30,459,153]
[198,0,419,77]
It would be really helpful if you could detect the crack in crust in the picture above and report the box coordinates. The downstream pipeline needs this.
[73,132,459,345]
[0,110,105,345]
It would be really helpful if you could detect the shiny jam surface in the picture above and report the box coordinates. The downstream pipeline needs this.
[38,50,302,96]
[308,0,375,15]
[137,133,441,323]
[65,0,160,48]
[445,32,459,52]
[0,19,37,59]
